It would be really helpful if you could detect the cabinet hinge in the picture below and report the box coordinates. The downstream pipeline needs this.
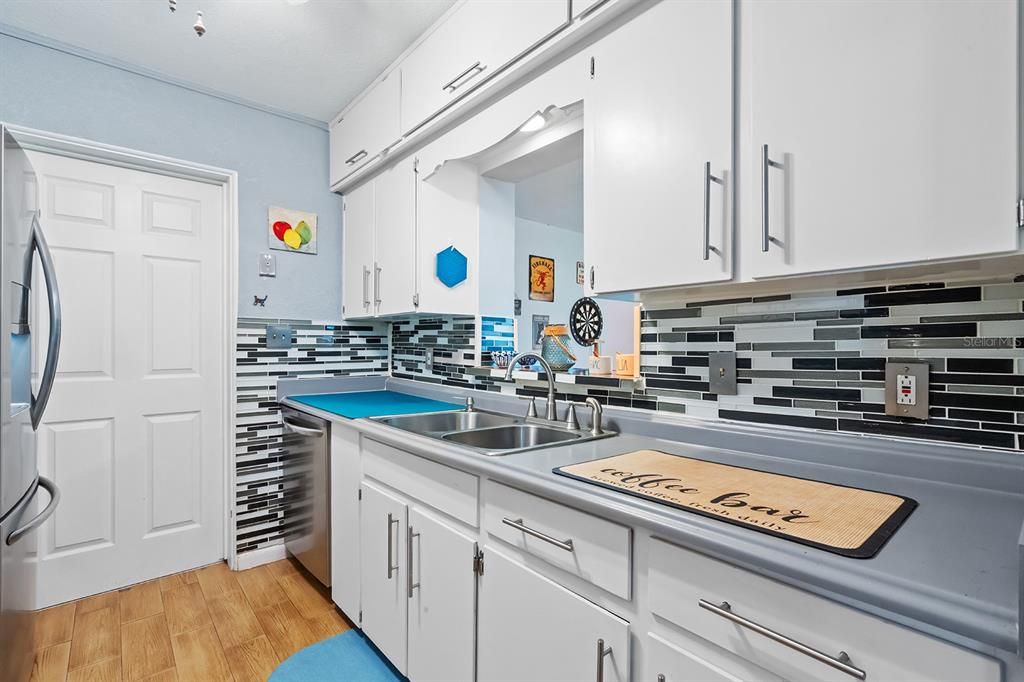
[473,548,484,576]
[413,293,420,307]
[414,157,419,174]
[358,487,362,501]
[1017,198,1023,228]
[358,610,362,624]
[589,265,595,290]
[589,56,595,79]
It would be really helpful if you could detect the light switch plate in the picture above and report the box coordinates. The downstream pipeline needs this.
[259,253,276,277]
[709,351,737,395]
[885,361,930,420]
[266,324,292,349]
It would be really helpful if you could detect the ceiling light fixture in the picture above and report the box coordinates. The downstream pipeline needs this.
[193,10,206,36]
[519,113,547,133]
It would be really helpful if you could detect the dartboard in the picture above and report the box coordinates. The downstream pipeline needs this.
[569,297,604,346]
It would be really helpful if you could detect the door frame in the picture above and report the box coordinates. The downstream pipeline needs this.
[4,124,240,571]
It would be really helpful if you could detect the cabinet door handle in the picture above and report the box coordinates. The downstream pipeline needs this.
[502,517,574,552]
[703,161,724,261]
[386,513,399,579]
[698,599,866,680]
[374,262,382,307]
[362,266,371,308]
[345,149,368,165]
[406,525,420,598]
[443,61,487,92]
[761,144,783,253]
[595,638,611,682]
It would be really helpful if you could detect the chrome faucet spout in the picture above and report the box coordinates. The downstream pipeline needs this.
[506,352,558,421]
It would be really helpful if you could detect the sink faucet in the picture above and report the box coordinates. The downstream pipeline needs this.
[584,397,603,436]
[506,352,558,421]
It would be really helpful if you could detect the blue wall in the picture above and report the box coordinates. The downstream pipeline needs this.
[0,33,341,321]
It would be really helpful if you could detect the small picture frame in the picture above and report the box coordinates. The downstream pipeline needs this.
[531,315,549,350]
[576,261,585,285]
[529,255,554,302]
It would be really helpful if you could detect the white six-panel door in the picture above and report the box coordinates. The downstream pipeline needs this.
[27,151,226,608]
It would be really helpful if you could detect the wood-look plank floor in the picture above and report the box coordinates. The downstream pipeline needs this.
[30,558,352,682]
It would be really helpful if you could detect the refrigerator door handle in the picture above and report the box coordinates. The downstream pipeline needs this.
[6,476,60,546]
[29,212,62,430]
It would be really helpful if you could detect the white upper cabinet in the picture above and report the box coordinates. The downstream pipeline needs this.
[330,72,402,187]
[585,0,734,294]
[374,157,418,316]
[745,0,1020,279]
[399,0,568,134]
[342,181,374,319]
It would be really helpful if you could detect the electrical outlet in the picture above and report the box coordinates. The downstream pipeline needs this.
[266,324,293,349]
[885,361,929,420]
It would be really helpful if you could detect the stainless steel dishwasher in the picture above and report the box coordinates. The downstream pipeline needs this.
[281,408,331,586]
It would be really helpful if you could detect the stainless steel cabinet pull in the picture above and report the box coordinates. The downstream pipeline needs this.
[406,525,420,598]
[386,513,399,579]
[703,161,724,261]
[761,144,783,253]
[7,476,60,546]
[373,263,382,307]
[362,266,370,308]
[443,61,487,92]
[29,213,62,429]
[502,517,574,552]
[698,599,866,680]
[345,149,368,165]
[595,638,611,682]
[281,418,324,437]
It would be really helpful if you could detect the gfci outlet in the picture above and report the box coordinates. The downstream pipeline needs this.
[885,361,930,420]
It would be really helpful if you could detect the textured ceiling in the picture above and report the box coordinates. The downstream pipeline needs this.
[0,0,455,123]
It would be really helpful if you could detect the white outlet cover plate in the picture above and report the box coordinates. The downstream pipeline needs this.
[885,361,930,420]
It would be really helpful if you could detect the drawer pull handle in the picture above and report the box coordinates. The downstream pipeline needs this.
[502,517,574,552]
[345,149,368,165]
[443,60,487,92]
[698,600,866,680]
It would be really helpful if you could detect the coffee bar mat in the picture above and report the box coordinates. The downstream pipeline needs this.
[554,450,917,558]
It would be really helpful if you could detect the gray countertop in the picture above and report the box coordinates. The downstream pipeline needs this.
[279,376,1024,658]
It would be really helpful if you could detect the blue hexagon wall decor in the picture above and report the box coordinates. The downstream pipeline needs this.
[435,246,468,288]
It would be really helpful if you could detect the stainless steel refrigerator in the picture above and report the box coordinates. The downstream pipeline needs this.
[1,127,63,682]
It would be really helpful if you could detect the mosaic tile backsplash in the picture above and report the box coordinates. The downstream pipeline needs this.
[394,277,1024,452]
[235,318,388,555]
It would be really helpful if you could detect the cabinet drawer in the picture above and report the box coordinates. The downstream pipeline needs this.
[484,481,631,599]
[362,438,478,526]
[645,631,782,682]
[648,539,999,682]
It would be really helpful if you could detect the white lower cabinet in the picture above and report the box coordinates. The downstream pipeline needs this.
[329,425,361,620]
[477,547,629,682]
[407,508,478,682]
[359,479,479,681]
[359,481,409,673]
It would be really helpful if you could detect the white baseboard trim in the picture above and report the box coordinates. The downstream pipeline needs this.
[234,543,288,571]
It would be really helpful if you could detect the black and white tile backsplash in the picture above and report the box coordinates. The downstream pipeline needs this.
[392,277,1024,452]
[234,318,388,555]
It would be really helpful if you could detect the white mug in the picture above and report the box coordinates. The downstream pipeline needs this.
[589,355,612,375]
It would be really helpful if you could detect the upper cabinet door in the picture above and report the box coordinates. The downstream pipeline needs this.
[585,0,734,294]
[400,0,568,134]
[342,182,375,319]
[374,157,418,316]
[746,0,1019,279]
[330,72,402,187]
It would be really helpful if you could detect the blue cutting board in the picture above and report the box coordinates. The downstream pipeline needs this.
[288,391,461,419]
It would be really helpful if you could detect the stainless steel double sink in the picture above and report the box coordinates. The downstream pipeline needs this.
[372,408,614,456]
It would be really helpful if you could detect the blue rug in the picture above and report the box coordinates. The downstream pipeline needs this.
[268,630,403,682]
